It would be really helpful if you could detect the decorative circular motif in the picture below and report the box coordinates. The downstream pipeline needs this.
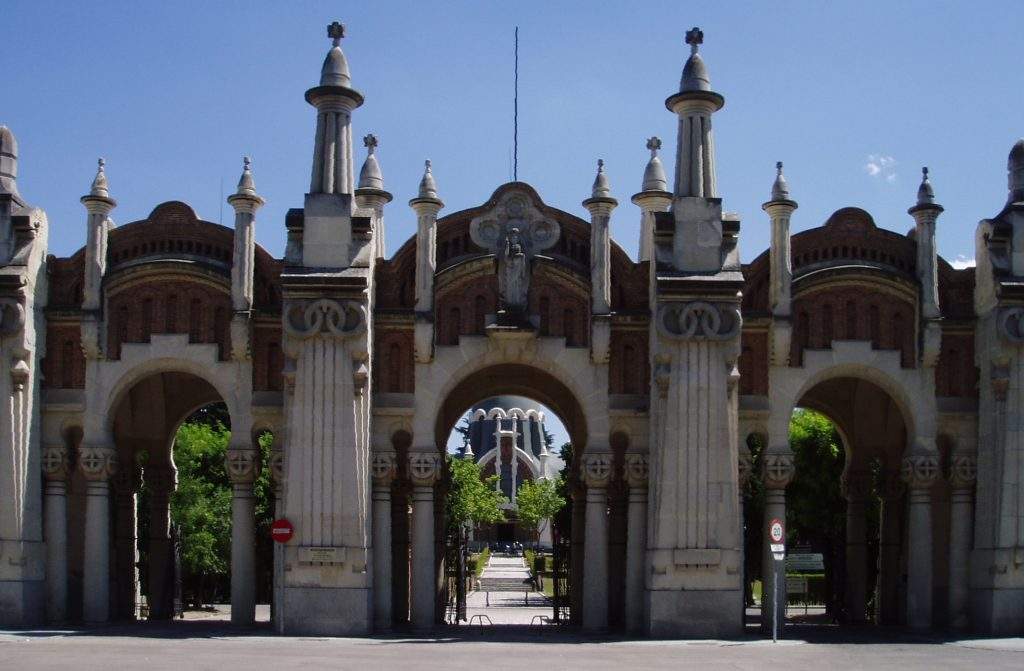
[657,302,741,341]
[284,299,366,340]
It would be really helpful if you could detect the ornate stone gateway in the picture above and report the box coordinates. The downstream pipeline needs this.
[1,22,1022,639]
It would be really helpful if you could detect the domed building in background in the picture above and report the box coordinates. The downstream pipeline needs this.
[456,396,564,546]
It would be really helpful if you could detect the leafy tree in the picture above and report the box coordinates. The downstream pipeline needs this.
[515,477,566,543]
[445,455,507,532]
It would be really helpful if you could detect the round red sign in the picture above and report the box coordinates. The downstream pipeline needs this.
[271,518,294,543]
[769,517,784,544]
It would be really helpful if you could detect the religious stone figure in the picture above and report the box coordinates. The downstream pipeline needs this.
[498,227,529,314]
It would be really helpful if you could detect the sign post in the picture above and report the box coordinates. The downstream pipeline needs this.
[768,517,785,642]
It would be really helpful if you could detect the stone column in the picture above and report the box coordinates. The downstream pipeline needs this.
[408,453,440,630]
[146,467,175,620]
[947,453,977,630]
[371,452,396,631]
[269,442,285,633]
[737,445,753,623]
[841,469,870,623]
[226,444,259,626]
[624,454,648,634]
[41,445,69,622]
[761,452,794,636]
[79,445,117,623]
[902,453,939,631]
[582,453,612,631]
[112,465,140,620]
[876,468,904,625]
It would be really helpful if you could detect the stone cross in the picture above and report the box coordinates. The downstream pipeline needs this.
[328,21,345,46]
[364,133,378,154]
[685,27,703,55]
[647,136,661,157]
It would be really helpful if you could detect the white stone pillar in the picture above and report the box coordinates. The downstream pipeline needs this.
[902,453,939,631]
[583,160,616,315]
[226,444,259,626]
[582,454,611,631]
[408,453,440,630]
[79,445,117,623]
[79,159,116,359]
[41,446,69,622]
[624,454,648,634]
[227,157,264,361]
[410,163,443,314]
[947,454,977,630]
[761,452,794,636]
[909,168,943,320]
[371,453,397,631]
[842,469,869,623]
[631,137,672,264]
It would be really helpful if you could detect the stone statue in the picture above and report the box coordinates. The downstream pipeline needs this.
[498,227,529,313]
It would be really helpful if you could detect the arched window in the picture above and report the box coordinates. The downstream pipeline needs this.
[564,308,576,346]
[142,298,154,340]
[474,295,487,334]
[61,340,75,388]
[165,294,178,333]
[845,300,857,339]
[214,306,227,358]
[539,296,550,336]
[622,344,636,394]
[446,307,461,346]
[189,298,203,342]
[822,304,834,347]
[389,343,402,392]
[267,342,282,391]
[868,305,880,346]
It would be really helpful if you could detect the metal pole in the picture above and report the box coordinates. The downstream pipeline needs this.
[772,560,779,643]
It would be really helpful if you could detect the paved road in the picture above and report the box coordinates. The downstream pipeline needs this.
[2,622,1022,670]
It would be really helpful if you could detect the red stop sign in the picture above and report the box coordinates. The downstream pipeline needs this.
[271,518,294,543]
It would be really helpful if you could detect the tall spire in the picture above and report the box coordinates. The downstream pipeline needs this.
[228,156,264,207]
[417,160,439,201]
[666,26,724,199]
[770,161,790,202]
[916,167,935,206]
[0,125,19,200]
[591,159,611,199]
[306,20,364,196]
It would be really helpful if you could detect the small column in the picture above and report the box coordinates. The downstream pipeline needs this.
[354,134,393,260]
[876,469,904,625]
[268,440,285,633]
[113,465,141,620]
[631,137,672,263]
[762,162,797,319]
[947,453,977,630]
[841,469,870,623]
[623,454,649,634]
[583,160,616,315]
[737,444,753,622]
[79,159,116,358]
[908,167,943,320]
[41,445,69,623]
[79,444,118,623]
[410,161,443,363]
[408,453,440,630]
[225,443,259,626]
[760,452,794,636]
[902,453,939,631]
[227,157,265,360]
[371,452,397,631]
[581,454,612,631]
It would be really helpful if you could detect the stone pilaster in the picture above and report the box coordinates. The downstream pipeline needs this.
[41,445,68,623]
[79,445,117,623]
[901,453,939,631]
[581,453,611,631]
[623,453,648,634]
[947,453,977,630]
[227,157,265,361]
[841,468,871,623]
[370,452,396,631]
[226,444,258,626]
[145,466,176,620]
[876,468,904,625]
[408,452,440,630]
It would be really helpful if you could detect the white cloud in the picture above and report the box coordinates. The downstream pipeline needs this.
[865,154,897,183]
[951,255,975,269]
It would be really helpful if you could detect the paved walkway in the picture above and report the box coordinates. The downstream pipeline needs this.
[463,555,552,625]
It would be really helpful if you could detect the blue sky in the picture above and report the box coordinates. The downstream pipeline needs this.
[5,2,1022,268]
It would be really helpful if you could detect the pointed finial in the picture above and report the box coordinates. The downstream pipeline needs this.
[417,159,439,200]
[916,166,936,206]
[641,137,668,192]
[685,27,703,55]
[327,21,345,47]
[769,160,791,201]
[358,135,384,191]
[90,157,110,198]
[591,158,612,198]
[235,155,258,197]
[319,21,352,87]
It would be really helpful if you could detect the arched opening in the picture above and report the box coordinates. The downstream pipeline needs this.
[747,376,912,632]
[66,371,272,625]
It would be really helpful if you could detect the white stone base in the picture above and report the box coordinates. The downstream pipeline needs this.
[280,587,371,635]
[646,589,743,638]
[0,579,45,626]
[970,588,1024,635]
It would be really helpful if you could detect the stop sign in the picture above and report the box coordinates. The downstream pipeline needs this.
[271,518,294,543]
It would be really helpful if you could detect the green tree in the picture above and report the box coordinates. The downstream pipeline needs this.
[515,477,566,544]
[445,456,507,532]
